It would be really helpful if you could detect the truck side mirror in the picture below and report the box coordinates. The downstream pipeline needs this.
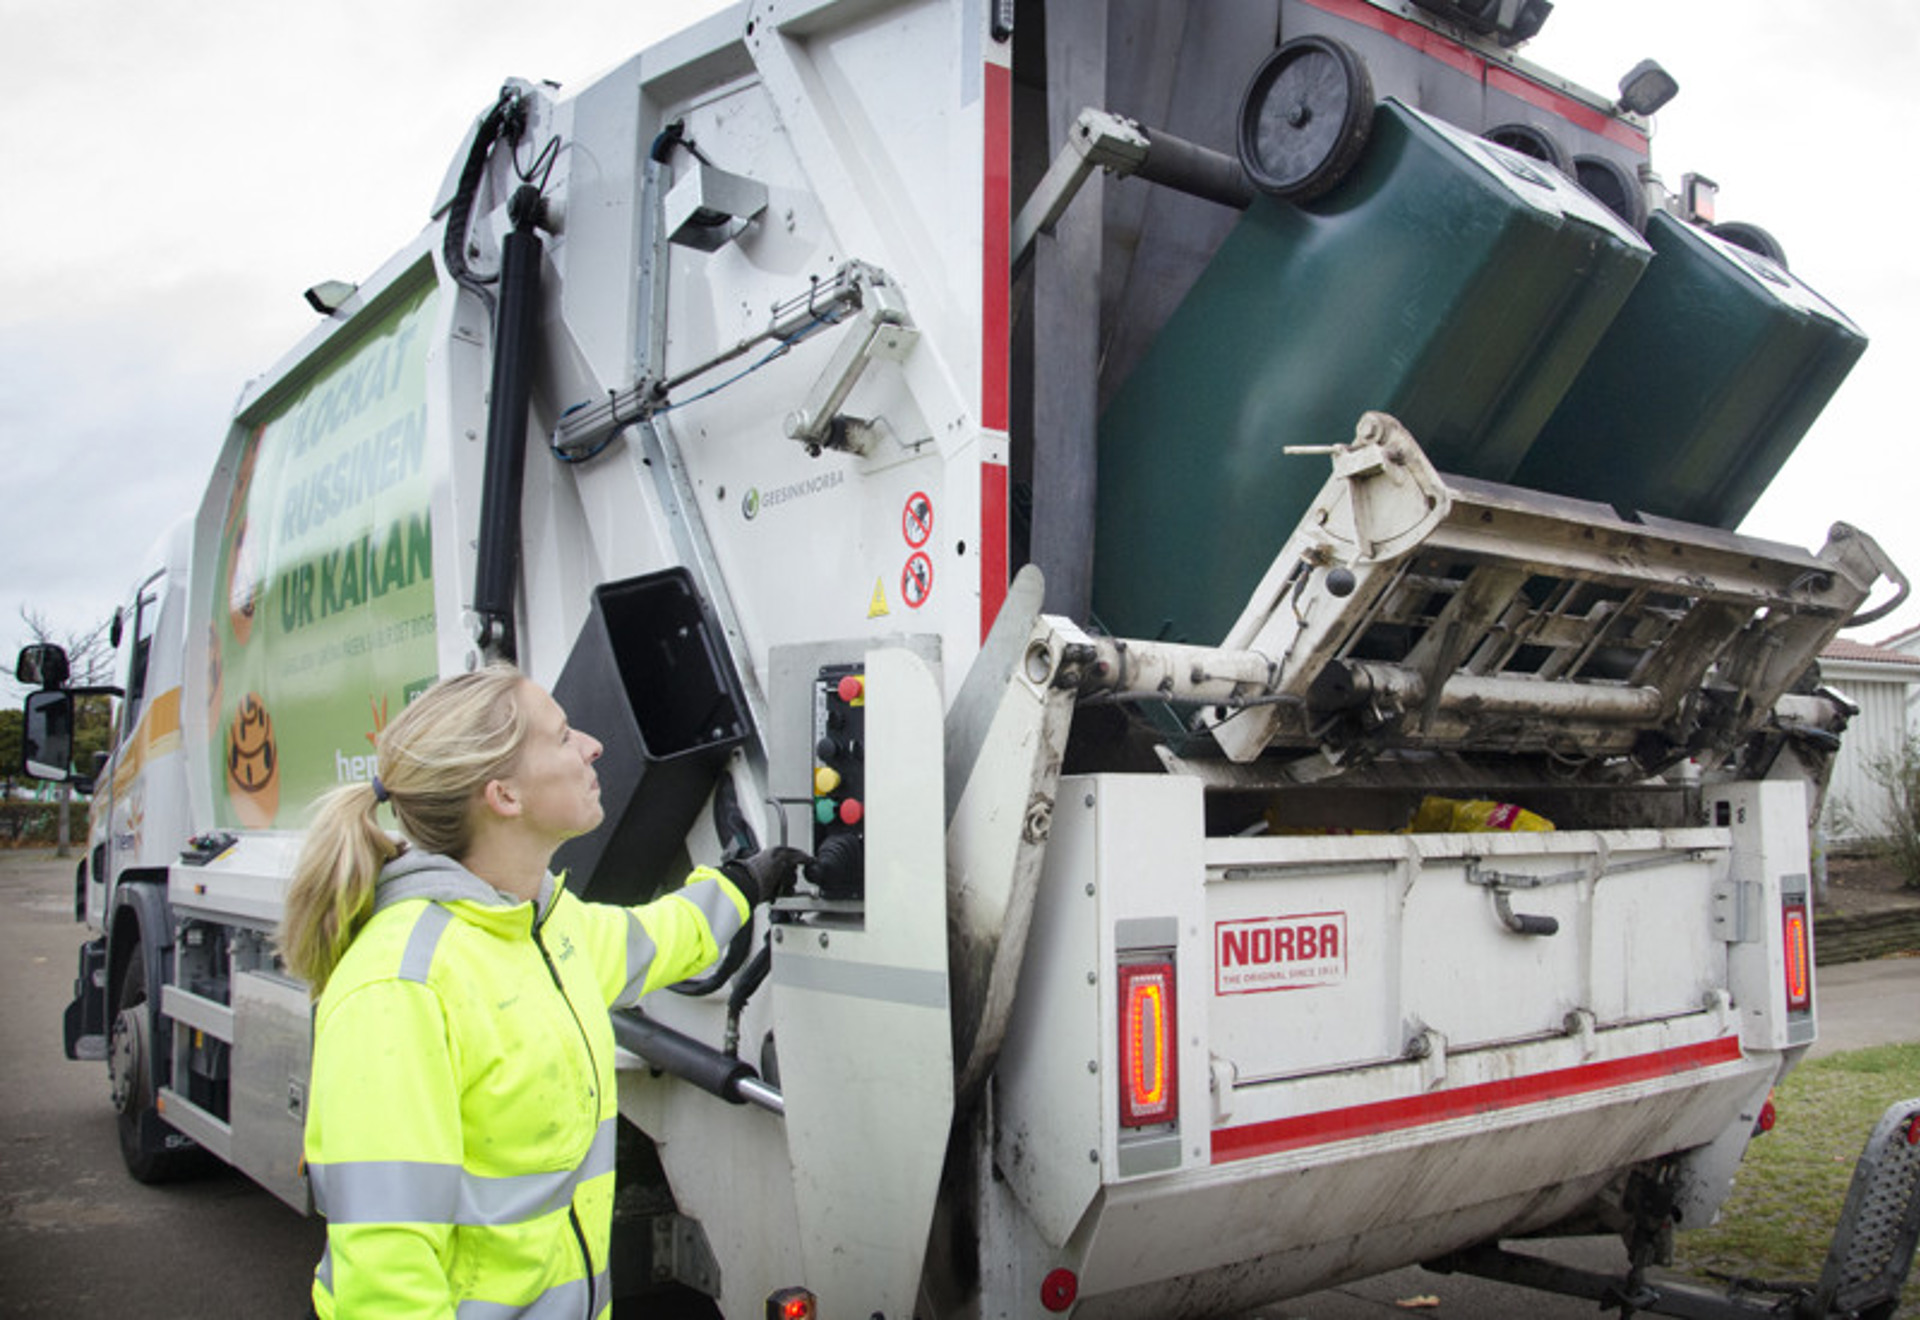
[22,690,74,782]
[15,644,71,690]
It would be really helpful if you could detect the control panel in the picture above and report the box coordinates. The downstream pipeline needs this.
[809,664,867,900]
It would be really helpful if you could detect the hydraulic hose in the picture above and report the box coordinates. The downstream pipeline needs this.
[442,86,526,301]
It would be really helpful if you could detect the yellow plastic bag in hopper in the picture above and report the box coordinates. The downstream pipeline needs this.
[1406,796,1554,834]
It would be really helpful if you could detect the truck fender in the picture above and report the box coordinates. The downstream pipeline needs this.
[107,874,173,1007]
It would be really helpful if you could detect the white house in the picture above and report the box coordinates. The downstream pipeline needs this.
[1881,620,1920,725]
[1817,637,1920,845]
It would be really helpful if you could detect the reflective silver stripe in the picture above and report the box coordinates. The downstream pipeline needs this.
[772,953,949,1009]
[678,873,744,946]
[317,1242,333,1290]
[310,1120,617,1226]
[310,1158,460,1223]
[399,903,454,983]
[615,911,661,1005]
[456,1272,601,1320]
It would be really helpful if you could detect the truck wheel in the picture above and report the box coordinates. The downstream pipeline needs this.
[108,943,207,1183]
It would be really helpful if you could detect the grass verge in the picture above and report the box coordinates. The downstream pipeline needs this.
[1675,1042,1920,1318]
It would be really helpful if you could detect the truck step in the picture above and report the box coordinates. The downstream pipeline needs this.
[1809,1096,1920,1318]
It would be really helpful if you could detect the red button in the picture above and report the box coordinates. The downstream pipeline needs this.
[839,798,864,826]
[837,674,864,704]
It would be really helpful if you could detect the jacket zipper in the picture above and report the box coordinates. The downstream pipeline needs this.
[535,907,602,1319]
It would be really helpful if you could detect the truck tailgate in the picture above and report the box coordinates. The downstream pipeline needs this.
[991,772,1792,1316]
[1205,825,1728,1086]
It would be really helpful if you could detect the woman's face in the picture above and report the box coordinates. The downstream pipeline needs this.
[500,681,605,847]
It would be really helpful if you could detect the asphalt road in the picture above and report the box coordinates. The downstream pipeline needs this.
[0,848,325,1317]
[1,845,1914,1319]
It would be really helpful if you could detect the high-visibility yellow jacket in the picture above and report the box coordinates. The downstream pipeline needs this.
[304,852,748,1319]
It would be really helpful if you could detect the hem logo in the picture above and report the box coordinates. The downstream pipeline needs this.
[1215,912,1348,995]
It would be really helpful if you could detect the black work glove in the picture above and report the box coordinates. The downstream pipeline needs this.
[721,846,810,906]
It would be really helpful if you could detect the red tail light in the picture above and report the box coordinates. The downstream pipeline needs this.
[1782,902,1811,1012]
[1119,960,1177,1128]
[765,1287,816,1319]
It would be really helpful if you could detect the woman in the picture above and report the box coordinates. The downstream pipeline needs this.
[279,664,802,1319]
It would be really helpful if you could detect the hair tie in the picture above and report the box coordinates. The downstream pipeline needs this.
[371,775,391,805]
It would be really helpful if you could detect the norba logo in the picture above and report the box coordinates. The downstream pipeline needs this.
[1215,912,1347,995]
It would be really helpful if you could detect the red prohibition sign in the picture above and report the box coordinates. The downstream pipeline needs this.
[901,551,934,608]
[902,491,934,548]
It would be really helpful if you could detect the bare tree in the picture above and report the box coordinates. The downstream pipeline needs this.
[6,605,117,688]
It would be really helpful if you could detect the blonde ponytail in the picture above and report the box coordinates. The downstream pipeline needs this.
[279,781,402,994]
[276,663,531,995]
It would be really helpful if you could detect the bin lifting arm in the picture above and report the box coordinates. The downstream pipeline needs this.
[1057,412,1900,773]
[1012,106,1254,278]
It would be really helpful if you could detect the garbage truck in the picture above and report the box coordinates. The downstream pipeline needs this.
[20,0,1920,1316]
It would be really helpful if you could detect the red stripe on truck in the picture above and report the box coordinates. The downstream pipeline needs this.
[1484,65,1648,152]
[1296,0,1649,153]
[980,58,1011,638]
[1212,1036,1744,1164]
[981,59,1011,431]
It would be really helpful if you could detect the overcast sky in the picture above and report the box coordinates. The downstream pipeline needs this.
[3,1,1917,693]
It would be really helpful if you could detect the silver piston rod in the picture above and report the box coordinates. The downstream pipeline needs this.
[1034,619,1277,705]
[1039,624,1665,724]
[1313,659,1667,723]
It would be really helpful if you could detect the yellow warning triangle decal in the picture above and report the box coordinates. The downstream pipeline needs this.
[868,576,891,618]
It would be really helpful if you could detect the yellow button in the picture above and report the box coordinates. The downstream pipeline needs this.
[814,765,842,796]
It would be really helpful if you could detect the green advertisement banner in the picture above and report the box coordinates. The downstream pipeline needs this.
[212,279,440,828]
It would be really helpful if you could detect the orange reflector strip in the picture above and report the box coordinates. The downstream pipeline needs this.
[1783,903,1811,1012]
[1119,961,1177,1128]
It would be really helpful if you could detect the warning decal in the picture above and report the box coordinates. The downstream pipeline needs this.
[901,552,933,609]
[902,491,934,548]
[869,576,891,618]
[1215,912,1347,995]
